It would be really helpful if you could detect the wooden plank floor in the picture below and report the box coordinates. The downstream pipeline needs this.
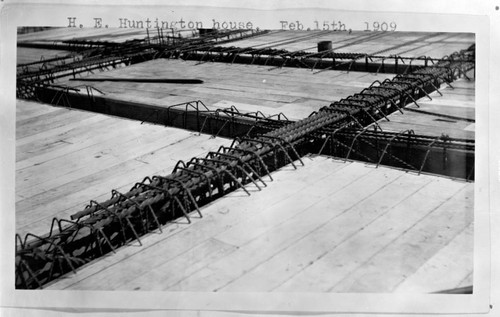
[17,28,195,44]
[219,31,474,59]
[21,30,474,123]
[63,59,394,120]
[15,100,230,237]
[16,47,72,65]
[378,77,475,139]
[16,28,194,66]
[47,156,473,293]
[17,30,474,69]
[17,30,475,293]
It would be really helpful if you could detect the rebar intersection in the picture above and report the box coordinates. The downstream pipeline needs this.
[15,33,475,289]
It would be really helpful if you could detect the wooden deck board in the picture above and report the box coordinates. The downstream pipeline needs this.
[212,163,377,248]
[16,115,117,164]
[46,157,473,293]
[16,100,230,236]
[169,165,398,292]
[15,100,62,121]
[17,28,194,45]
[220,171,433,292]
[16,112,108,149]
[376,122,475,140]
[220,31,474,59]
[16,123,181,197]
[394,222,474,293]
[61,59,394,120]
[127,238,239,292]
[275,177,470,293]
[16,47,72,65]
[16,132,213,234]
[17,30,475,294]
[46,158,350,290]
[16,108,98,139]
[329,184,473,293]
[379,78,475,139]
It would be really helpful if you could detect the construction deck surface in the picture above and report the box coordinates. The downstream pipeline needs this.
[62,59,394,120]
[46,156,473,293]
[16,29,475,293]
[218,31,474,58]
[15,100,230,237]
[17,27,194,45]
[378,78,475,139]
[16,47,72,65]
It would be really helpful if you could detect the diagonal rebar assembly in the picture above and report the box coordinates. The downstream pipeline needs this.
[15,29,475,289]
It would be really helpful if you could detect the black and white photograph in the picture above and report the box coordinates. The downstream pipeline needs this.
[1,1,498,316]
[14,26,477,293]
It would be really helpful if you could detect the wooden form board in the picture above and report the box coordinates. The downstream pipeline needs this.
[63,59,394,120]
[16,47,72,65]
[378,78,475,140]
[17,29,474,58]
[219,31,474,59]
[15,100,230,237]
[47,156,473,293]
[17,28,196,44]
[16,30,475,293]
[19,30,474,124]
